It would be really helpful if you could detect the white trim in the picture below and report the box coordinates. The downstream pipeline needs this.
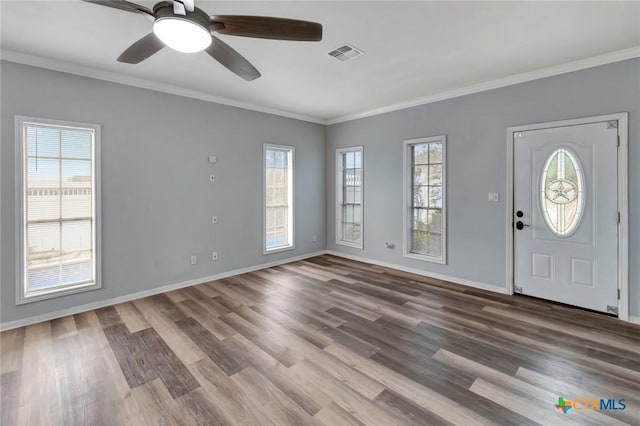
[15,116,102,305]
[402,135,447,264]
[326,250,509,295]
[335,146,364,250]
[617,113,630,321]
[326,46,640,125]
[263,144,295,255]
[0,250,326,332]
[0,49,324,125]
[4,247,632,331]
[506,113,629,321]
[3,47,638,127]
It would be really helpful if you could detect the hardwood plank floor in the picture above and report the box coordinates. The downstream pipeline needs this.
[2,254,639,425]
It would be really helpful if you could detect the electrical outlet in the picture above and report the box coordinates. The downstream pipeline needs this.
[212,252,218,261]
[212,216,218,224]
[208,155,217,163]
[190,255,197,265]
[488,192,500,202]
[209,174,216,182]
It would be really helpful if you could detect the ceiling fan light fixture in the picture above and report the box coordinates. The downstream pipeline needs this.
[153,17,211,53]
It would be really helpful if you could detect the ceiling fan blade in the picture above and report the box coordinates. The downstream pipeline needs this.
[117,33,164,64]
[212,16,322,41]
[205,35,261,81]
[83,0,155,18]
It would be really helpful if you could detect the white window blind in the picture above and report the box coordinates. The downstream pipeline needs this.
[336,147,363,248]
[403,136,446,264]
[17,117,101,303]
[264,144,294,253]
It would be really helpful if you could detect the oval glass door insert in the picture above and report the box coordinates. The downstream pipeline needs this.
[540,148,585,236]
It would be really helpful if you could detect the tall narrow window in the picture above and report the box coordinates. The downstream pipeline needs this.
[403,135,446,264]
[336,147,363,248]
[264,144,294,254]
[16,116,101,304]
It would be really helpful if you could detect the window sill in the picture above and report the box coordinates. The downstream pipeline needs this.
[17,281,102,305]
[403,252,446,265]
[263,244,295,256]
[336,240,364,250]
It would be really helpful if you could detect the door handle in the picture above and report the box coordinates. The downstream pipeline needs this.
[515,221,530,230]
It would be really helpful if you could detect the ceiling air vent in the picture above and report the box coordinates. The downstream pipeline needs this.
[328,44,364,62]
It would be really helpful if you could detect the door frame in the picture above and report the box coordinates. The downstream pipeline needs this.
[506,112,629,321]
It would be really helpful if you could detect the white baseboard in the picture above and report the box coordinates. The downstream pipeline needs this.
[0,250,327,331]
[325,250,510,295]
[5,249,632,331]
[326,251,640,325]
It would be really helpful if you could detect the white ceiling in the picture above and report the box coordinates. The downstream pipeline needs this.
[2,1,639,123]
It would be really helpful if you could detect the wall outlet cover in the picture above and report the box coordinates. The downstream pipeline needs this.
[488,192,500,202]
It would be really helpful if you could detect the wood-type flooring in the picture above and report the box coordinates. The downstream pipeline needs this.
[2,255,639,425]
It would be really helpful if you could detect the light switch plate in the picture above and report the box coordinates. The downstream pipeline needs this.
[488,192,500,202]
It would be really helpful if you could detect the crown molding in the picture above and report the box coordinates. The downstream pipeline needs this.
[326,46,640,125]
[3,46,639,127]
[0,49,325,125]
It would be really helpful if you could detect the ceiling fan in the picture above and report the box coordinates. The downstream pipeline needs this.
[84,0,323,81]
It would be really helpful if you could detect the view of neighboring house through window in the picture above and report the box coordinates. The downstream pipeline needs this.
[264,144,294,253]
[336,147,363,248]
[17,117,101,303]
[404,135,446,263]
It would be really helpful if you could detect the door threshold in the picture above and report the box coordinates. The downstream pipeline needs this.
[513,293,618,318]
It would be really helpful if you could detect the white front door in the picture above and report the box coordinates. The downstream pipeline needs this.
[513,120,619,314]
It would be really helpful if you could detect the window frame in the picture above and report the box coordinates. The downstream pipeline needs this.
[15,116,102,305]
[263,143,295,255]
[335,146,364,249]
[402,135,447,264]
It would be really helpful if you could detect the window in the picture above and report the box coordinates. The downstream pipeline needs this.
[540,147,584,236]
[403,135,446,264]
[264,144,294,253]
[336,147,363,248]
[16,116,101,304]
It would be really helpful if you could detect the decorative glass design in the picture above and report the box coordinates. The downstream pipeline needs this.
[540,148,584,236]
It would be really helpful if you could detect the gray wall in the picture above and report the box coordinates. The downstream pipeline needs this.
[326,58,640,317]
[2,58,638,325]
[1,61,326,325]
